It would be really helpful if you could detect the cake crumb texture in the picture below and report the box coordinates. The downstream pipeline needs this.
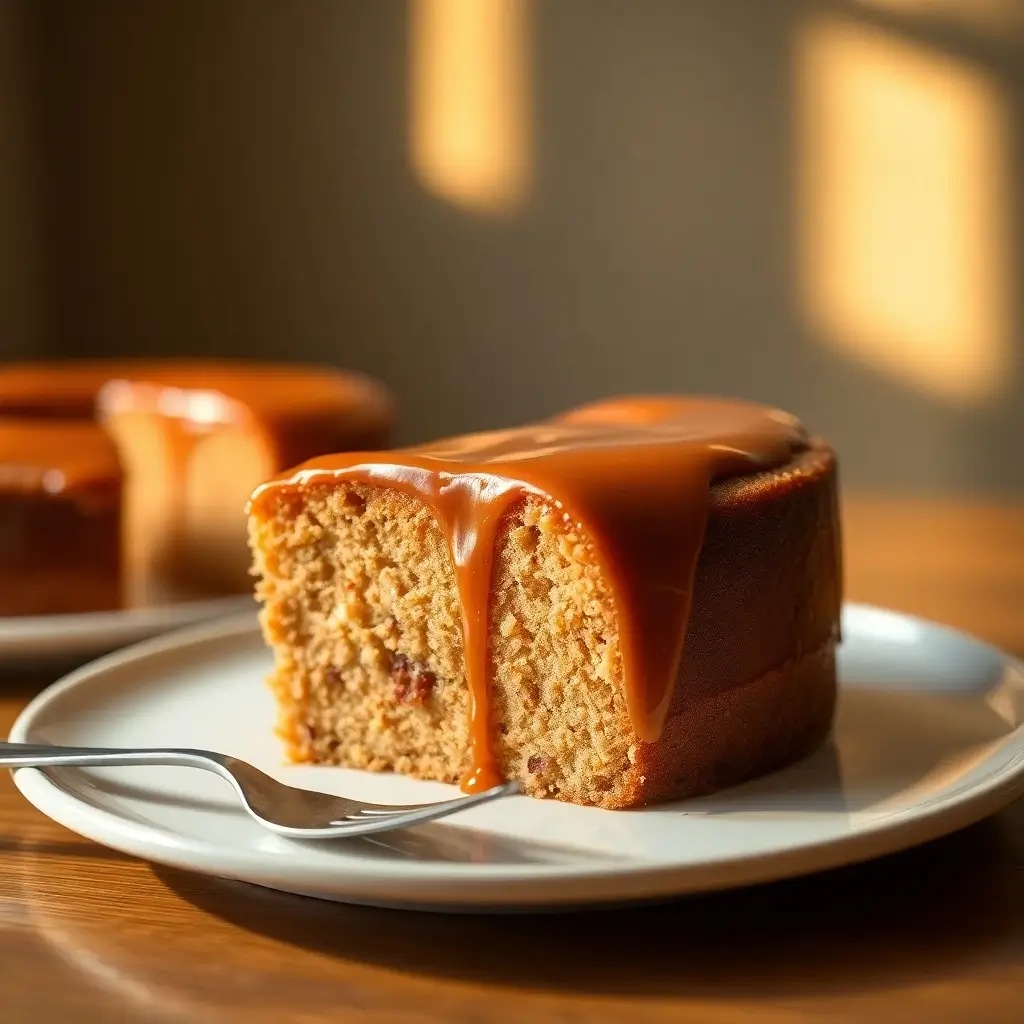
[250,483,636,805]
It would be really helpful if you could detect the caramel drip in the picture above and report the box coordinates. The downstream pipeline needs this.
[251,396,807,793]
[162,416,208,595]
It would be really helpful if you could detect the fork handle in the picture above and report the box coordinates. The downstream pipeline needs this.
[0,741,222,772]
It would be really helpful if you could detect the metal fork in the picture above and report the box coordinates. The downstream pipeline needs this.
[0,741,520,839]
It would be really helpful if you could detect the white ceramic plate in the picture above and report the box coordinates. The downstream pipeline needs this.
[10,604,1024,911]
[0,595,255,666]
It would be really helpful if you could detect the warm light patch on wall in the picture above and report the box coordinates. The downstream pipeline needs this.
[410,0,531,215]
[796,16,1010,403]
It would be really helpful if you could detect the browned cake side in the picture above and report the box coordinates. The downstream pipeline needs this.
[0,421,122,616]
[249,442,840,809]
[0,492,122,616]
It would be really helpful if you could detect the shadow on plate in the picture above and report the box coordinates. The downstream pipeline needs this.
[658,685,1020,819]
[42,769,625,867]
[327,822,626,866]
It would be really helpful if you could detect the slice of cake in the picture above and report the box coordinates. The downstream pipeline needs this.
[248,396,842,809]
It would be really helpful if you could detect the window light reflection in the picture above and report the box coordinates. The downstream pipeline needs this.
[409,0,531,215]
[796,15,1011,404]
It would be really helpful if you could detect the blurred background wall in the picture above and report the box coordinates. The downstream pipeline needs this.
[1,0,1021,493]
[0,0,46,359]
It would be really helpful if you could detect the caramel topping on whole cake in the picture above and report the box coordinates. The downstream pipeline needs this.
[251,396,808,792]
[0,360,393,614]
[0,361,393,489]
[0,420,121,496]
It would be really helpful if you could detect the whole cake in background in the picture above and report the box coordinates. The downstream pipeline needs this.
[249,395,842,809]
[0,362,393,616]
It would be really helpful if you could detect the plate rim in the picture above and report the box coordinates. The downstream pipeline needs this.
[10,604,1024,907]
[0,593,257,664]
[0,593,256,642]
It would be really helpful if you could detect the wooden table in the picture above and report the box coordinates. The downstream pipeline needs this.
[2,498,1024,1023]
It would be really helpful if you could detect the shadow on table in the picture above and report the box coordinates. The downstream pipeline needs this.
[155,803,1024,1000]
[0,662,94,713]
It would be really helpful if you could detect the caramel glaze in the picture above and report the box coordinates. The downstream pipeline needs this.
[0,419,121,497]
[0,361,394,493]
[251,396,809,793]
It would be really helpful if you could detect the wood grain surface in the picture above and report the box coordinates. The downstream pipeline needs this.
[2,497,1024,1023]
